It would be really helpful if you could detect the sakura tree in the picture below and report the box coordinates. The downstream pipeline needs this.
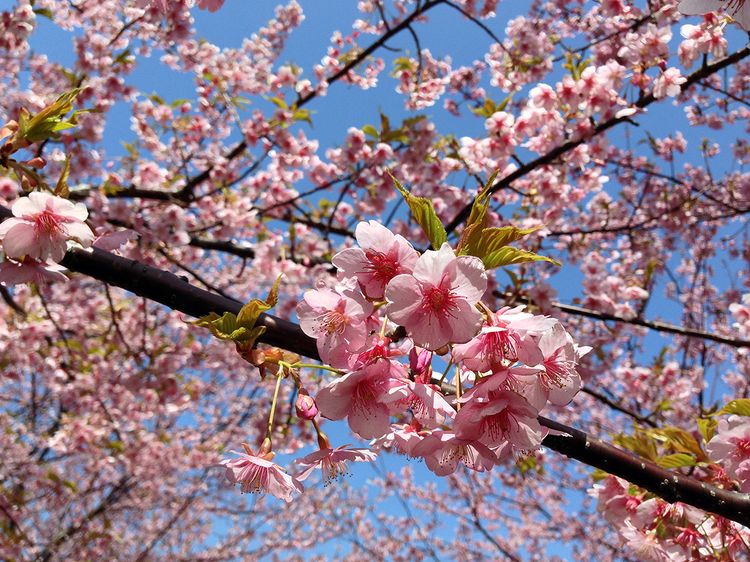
[1,0,750,560]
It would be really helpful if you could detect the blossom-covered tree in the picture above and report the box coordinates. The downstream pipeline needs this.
[1,0,750,560]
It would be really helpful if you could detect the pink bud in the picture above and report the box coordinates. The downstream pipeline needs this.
[295,389,319,420]
[409,347,433,383]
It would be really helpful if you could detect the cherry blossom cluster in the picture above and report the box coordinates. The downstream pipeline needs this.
[221,219,590,500]
[591,474,750,561]
[588,402,750,560]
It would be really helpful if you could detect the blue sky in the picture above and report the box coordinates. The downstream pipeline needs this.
[21,1,750,558]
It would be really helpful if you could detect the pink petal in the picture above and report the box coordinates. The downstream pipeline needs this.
[449,255,487,302]
[12,192,47,216]
[412,243,456,284]
[3,223,39,259]
[63,221,95,246]
[355,220,394,250]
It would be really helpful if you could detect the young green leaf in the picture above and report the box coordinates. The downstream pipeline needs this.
[655,453,697,469]
[482,247,560,270]
[717,399,750,416]
[462,225,543,260]
[389,172,447,250]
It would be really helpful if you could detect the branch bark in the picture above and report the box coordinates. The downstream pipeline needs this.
[3,201,747,528]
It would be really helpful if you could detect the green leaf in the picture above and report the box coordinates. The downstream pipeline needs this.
[389,172,447,250]
[33,7,54,19]
[362,124,378,139]
[717,399,750,416]
[516,454,541,476]
[470,98,497,118]
[107,440,126,454]
[649,426,705,459]
[591,468,610,481]
[463,225,543,260]
[655,453,697,469]
[292,108,312,125]
[192,275,282,349]
[54,155,71,198]
[482,247,560,270]
[267,96,288,110]
[697,417,718,442]
[17,89,83,143]
[113,49,133,66]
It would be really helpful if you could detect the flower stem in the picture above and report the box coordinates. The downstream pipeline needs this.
[291,362,342,374]
[267,371,284,441]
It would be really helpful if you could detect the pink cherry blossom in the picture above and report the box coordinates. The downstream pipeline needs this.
[652,68,687,99]
[332,220,419,300]
[197,0,225,12]
[620,524,678,562]
[706,415,750,491]
[411,430,496,476]
[511,322,583,408]
[92,228,138,251]
[297,282,373,368]
[370,422,428,457]
[0,192,94,263]
[385,243,487,350]
[452,305,556,373]
[381,380,456,428]
[589,475,643,525]
[455,382,543,449]
[0,257,68,286]
[221,445,303,502]
[314,359,407,439]
[295,389,319,420]
[295,444,377,483]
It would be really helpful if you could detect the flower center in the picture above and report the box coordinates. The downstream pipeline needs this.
[737,438,750,458]
[541,349,575,389]
[423,285,455,313]
[364,249,398,281]
[482,329,518,365]
[34,211,63,235]
[320,311,347,334]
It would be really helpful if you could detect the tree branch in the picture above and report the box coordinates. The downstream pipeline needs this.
[444,45,750,234]
[2,203,747,527]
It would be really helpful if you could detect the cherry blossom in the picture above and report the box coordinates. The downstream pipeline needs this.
[652,67,687,99]
[314,359,407,439]
[410,430,497,476]
[454,386,543,450]
[707,415,750,491]
[0,256,68,286]
[385,243,487,350]
[332,220,419,300]
[221,444,304,502]
[297,282,373,368]
[0,192,93,262]
[295,444,377,483]
[451,305,556,373]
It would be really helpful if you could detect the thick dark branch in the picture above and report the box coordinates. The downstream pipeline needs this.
[445,45,750,234]
[188,237,256,259]
[2,202,746,528]
[539,416,750,527]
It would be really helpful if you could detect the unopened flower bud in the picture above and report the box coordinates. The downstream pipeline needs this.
[24,157,46,169]
[295,389,319,420]
[409,347,433,382]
